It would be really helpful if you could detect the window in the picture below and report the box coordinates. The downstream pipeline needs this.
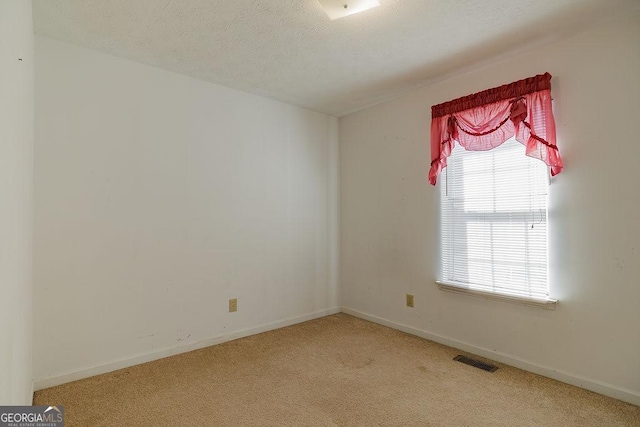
[438,138,556,308]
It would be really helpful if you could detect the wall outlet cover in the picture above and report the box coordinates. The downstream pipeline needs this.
[406,294,414,308]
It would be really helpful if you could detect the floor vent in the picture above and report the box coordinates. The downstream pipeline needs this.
[453,355,498,372]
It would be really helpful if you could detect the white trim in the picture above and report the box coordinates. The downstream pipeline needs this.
[30,381,34,405]
[34,307,340,391]
[436,281,558,310]
[341,306,640,406]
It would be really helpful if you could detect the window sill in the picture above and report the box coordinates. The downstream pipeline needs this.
[436,281,558,310]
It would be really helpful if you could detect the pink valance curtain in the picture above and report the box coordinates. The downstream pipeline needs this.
[428,73,563,185]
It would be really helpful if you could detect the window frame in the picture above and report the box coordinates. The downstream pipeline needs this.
[436,141,558,310]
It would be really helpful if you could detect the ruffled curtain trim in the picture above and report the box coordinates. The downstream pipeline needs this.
[428,73,563,185]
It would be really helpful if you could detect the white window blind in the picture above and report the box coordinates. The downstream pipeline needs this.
[439,138,552,303]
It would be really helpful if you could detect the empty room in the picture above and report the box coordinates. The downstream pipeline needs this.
[2,0,639,425]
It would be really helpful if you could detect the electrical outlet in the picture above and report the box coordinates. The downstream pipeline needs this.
[406,294,414,308]
[229,298,237,313]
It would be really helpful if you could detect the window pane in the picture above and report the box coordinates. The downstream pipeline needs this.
[440,138,549,300]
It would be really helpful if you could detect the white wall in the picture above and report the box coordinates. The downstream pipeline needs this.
[0,1,34,405]
[34,37,339,387]
[340,14,640,404]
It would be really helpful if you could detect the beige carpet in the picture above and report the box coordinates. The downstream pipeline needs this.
[34,314,639,426]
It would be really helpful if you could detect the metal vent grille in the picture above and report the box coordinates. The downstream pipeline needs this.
[453,355,498,372]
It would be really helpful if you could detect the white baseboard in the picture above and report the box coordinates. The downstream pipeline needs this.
[341,306,640,406]
[34,307,340,391]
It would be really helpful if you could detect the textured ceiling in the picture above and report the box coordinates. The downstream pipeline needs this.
[33,0,639,116]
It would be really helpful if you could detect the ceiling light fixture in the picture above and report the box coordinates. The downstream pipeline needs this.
[317,0,381,20]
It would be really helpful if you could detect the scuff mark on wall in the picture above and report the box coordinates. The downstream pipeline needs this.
[176,329,191,342]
